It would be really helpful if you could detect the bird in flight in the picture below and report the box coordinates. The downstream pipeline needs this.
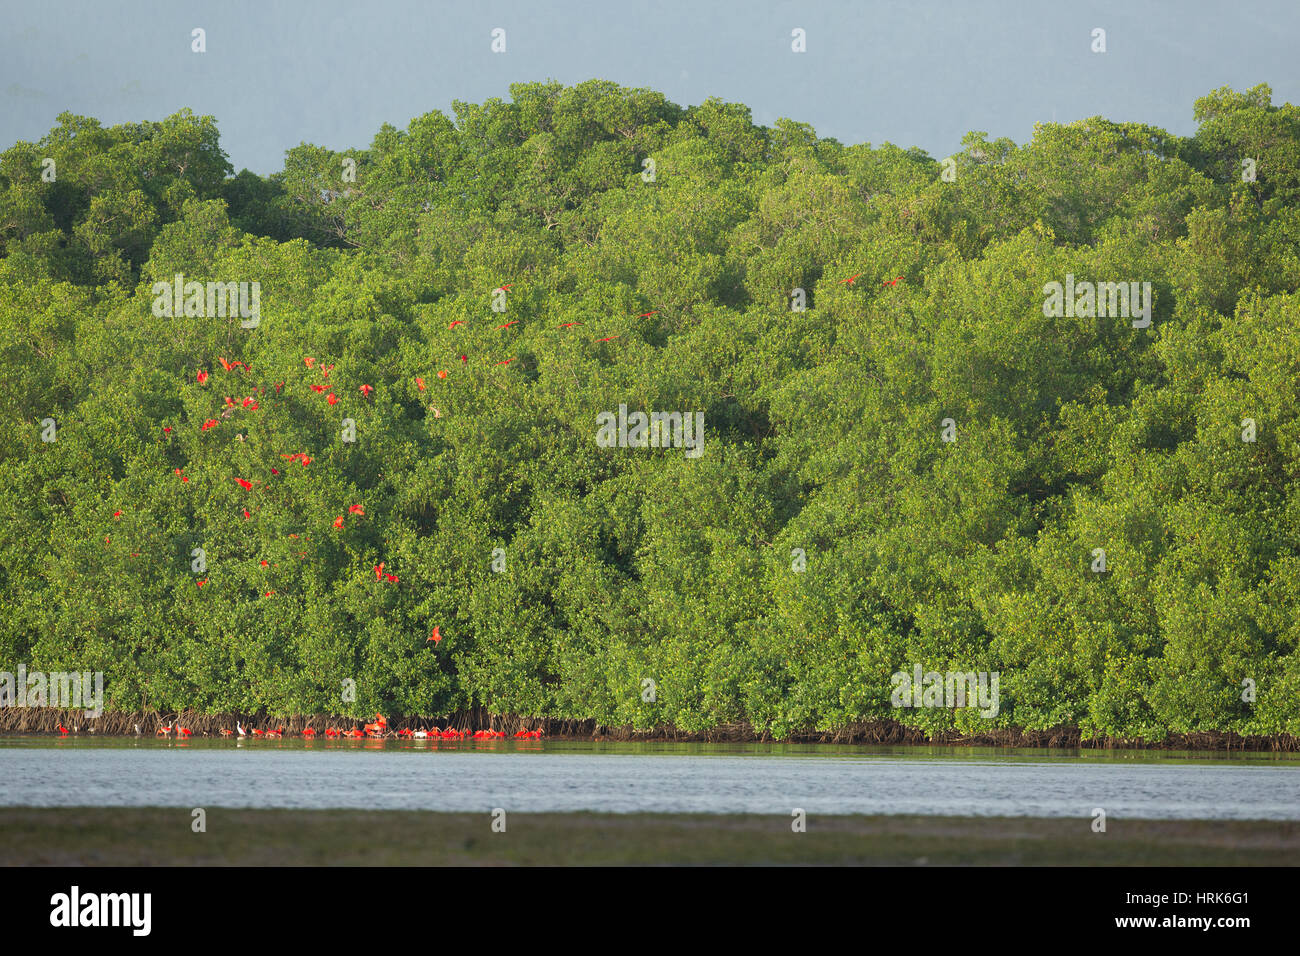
[449,320,465,330]
[327,393,337,405]
[428,626,442,644]
[304,357,316,369]
[360,384,374,398]
[882,276,903,286]
[597,336,619,343]
[415,377,426,390]
[197,370,209,385]
[497,321,518,329]
[348,504,365,515]
[559,322,581,329]
[333,516,344,529]
[840,273,862,285]
[234,478,254,491]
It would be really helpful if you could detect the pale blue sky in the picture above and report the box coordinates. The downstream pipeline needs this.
[2,0,1296,173]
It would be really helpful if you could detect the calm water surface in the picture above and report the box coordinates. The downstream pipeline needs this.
[2,738,1297,818]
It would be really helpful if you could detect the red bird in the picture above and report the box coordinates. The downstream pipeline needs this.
[449,320,465,329]
[304,356,316,368]
[327,393,337,405]
[459,355,468,364]
[558,322,581,328]
[274,381,284,394]
[320,364,334,378]
[597,336,619,343]
[495,283,513,291]
[415,377,426,390]
[374,563,385,580]
[497,321,517,329]
[302,727,317,737]
[638,311,658,318]
[348,504,365,515]
[260,559,269,566]
[437,370,447,379]
[360,384,374,398]
[495,358,513,366]
[270,468,280,476]
[175,468,189,482]
[224,396,235,408]
[242,397,259,409]
[163,426,172,434]
[201,419,218,430]
[219,357,233,371]
[310,384,327,393]
[243,509,252,520]
[196,579,207,587]
[197,370,209,385]
[234,478,253,491]
[385,573,399,583]
[841,273,862,285]
[882,276,903,286]
[113,510,122,519]
[57,724,69,735]
[333,516,344,529]
[428,626,442,644]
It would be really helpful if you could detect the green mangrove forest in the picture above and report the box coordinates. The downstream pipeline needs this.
[2,80,1299,742]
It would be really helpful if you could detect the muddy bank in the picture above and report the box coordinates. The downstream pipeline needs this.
[2,707,1297,750]
[5,807,1298,866]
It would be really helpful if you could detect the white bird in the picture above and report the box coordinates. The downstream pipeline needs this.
[236,721,247,738]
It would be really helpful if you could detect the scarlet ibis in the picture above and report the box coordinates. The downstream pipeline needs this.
[243,509,252,520]
[449,320,465,329]
[597,336,619,343]
[197,370,209,385]
[344,728,363,738]
[320,364,334,378]
[163,426,172,434]
[177,725,192,737]
[428,626,442,644]
[385,573,399,583]
[195,579,207,587]
[304,356,316,368]
[220,728,233,737]
[201,419,219,430]
[373,563,385,580]
[260,559,269,566]
[302,727,317,737]
[310,384,326,393]
[224,396,235,408]
[360,384,374,398]
[495,358,513,365]
[57,724,69,735]
[497,321,518,329]
[882,276,903,286]
[840,273,862,285]
[460,355,468,364]
[348,504,365,515]
[638,311,658,318]
[496,284,513,291]
[334,516,344,528]
[242,397,258,409]
[113,510,122,519]
[327,393,337,405]
[416,377,426,390]
[558,322,581,328]
[275,382,284,394]
[324,727,340,738]
[234,478,253,491]
[437,370,447,379]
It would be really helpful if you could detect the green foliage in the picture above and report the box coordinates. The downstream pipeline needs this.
[2,82,1298,739]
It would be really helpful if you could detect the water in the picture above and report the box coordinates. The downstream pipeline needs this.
[2,738,1297,818]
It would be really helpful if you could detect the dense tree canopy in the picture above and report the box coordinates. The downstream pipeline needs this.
[2,80,1298,739]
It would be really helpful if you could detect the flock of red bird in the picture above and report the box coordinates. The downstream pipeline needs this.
[129,714,544,740]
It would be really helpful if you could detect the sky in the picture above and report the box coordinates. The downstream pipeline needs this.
[2,0,1297,174]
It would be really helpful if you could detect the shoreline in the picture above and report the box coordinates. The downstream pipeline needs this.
[4,807,1297,865]
[2,709,1298,750]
